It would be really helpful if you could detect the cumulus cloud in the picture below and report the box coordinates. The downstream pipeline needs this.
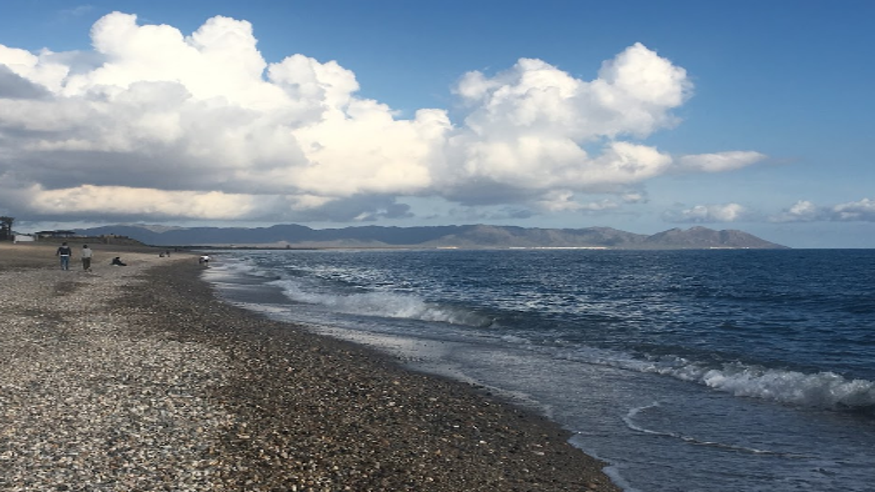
[677,151,767,173]
[534,190,620,213]
[0,65,51,99]
[771,200,821,222]
[24,184,258,219]
[771,199,875,222]
[664,203,750,223]
[455,43,691,140]
[0,13,765,224]
[832,198,875,221]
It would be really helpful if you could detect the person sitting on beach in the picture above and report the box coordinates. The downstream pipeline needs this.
[111,256,127,266]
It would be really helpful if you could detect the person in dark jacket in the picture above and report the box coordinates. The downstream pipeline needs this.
[56,242,72,270]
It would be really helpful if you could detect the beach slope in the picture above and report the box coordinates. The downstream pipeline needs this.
[0,243,618,491]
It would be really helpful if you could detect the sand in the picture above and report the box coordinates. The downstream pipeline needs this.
[0,242,619,491]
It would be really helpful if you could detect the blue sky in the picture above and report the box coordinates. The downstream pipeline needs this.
[0,1,873,247]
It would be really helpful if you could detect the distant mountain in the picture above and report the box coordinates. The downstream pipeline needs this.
[74,224,789,250]
[641,226,786,249]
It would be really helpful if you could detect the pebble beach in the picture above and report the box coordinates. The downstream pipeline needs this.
[0,242,619,492]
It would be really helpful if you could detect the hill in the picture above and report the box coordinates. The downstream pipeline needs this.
[73,224,789,250]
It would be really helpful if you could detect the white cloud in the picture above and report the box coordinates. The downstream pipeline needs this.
[455,43,691,141]
[832,198,875,221]
[771,200,821,222]
[677,151,767,173]
[534,190,619,212]
[0,45,70,94]
[67,13,283,110]
[22,184,258,219]
[0,13,765,224]
[664,203,749,223]
[621,191,647,204]
[771,199,875,223]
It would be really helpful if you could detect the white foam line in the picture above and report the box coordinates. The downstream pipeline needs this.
[622,402,806,458]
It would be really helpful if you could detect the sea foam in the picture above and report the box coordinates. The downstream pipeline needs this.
[698,365,875,409]
[551,345,875,411]
[269,278,493,327]
[641,359,875,410]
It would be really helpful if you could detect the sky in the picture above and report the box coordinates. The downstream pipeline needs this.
[0,1,873,248]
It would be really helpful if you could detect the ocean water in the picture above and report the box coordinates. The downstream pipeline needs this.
[202,249,875,492]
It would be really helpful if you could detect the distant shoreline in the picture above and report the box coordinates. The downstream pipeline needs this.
[57,223,791,250]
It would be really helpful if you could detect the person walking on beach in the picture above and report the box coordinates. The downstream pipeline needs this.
[56,242,72,270]
[81,244,93,272]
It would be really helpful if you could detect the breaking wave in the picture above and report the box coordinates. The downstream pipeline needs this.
[547,345,875,411]
[670,363,875,411]
[269,278,494,328]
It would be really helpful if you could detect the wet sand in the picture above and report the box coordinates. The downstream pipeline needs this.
[0,242,619,491]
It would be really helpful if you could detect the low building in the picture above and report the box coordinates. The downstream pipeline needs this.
[36,230,77,238]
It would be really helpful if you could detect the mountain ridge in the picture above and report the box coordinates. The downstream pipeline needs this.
[74,224,790,249]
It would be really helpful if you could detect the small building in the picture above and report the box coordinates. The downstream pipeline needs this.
[13,234,35,243]
[36,230,77,238]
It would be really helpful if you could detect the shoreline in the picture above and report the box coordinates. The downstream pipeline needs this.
[0,243,619,491]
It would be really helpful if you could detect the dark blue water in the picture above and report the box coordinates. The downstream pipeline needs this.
[204,249,875,492]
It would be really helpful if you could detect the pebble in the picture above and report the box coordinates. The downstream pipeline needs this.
[0,250,620,491]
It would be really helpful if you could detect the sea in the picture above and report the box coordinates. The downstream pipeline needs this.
[201,248,875,492]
